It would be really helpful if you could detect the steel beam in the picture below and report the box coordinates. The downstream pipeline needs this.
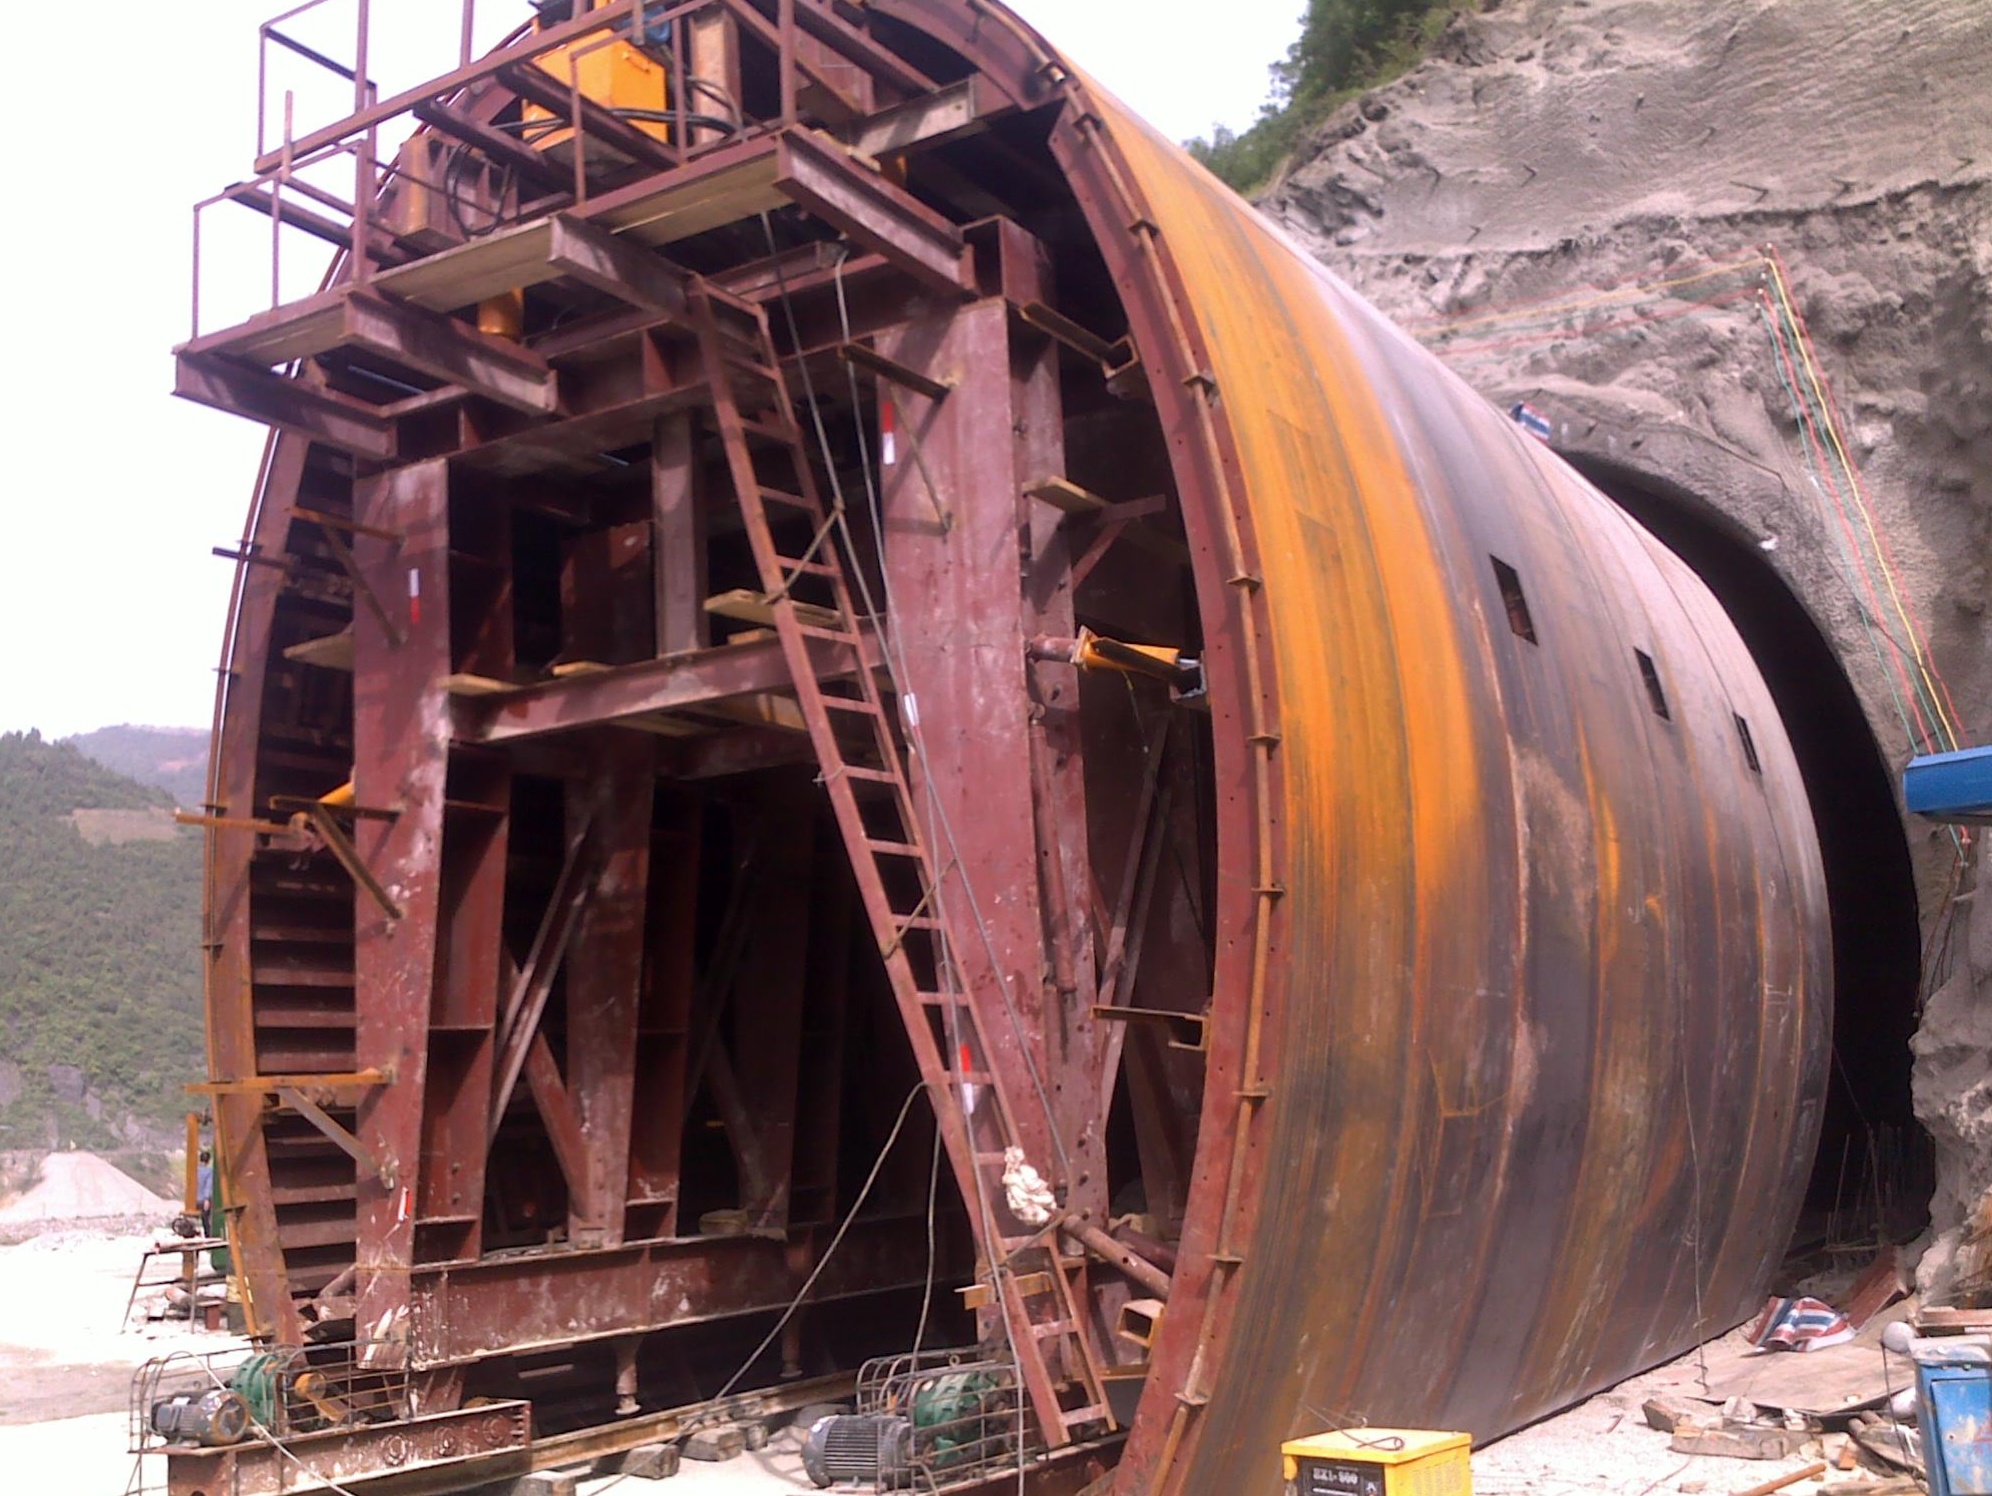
[845,75,1007,158]
[523,1032,595,1219]
[1905,744,1992,821]
[722,0,941,97]
[342,292,557,416]
[775,130,972,296]
[453,632,876,744]
[351,459,454,1365]
[176,354,397,461]
[652,413,706,655]
[414,771,508,1254]
[876,295,1104,1210]
[405,1217,940,1364]
[627,797,702,1234]
[490,818,599,1136]
[727,775,815,1231]
[163,1401,531,1496]
[547,215,691,318]
[497,62,681,177]
[411,99,575,197]
[562,737,657,1247]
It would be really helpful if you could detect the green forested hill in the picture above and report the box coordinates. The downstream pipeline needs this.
[0,731,204,1149]
[66,723,211,807]
[1188,0,1473,192]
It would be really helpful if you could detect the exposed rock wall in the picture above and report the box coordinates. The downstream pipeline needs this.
[1258,0,1992,1293]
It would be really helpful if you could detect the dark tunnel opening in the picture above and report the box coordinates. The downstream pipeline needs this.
[1570,456,1931,1243]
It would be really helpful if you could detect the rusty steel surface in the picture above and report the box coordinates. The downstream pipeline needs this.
[164,1401,531,1496]
[1066,84,1828,1489]
[188,3,1830,1493]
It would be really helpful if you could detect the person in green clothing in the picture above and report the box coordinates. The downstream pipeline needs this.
[196,1147,231,1275]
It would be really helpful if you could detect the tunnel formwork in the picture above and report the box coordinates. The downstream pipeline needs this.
[177,3,1830,1492]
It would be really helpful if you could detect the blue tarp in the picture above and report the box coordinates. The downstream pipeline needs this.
[1904,744,1992,820]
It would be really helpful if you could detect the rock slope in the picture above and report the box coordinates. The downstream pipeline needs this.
[1259,0,1992,1294]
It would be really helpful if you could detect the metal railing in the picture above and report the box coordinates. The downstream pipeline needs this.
[856,1348,1040,1489]
[130,1340,414,1457]
[191,0,769,340]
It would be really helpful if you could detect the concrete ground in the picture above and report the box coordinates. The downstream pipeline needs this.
[0,1227,1919,1495]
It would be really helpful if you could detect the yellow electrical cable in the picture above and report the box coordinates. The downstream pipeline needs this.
[1420,257,1769,337]
[1766,258,1959,750]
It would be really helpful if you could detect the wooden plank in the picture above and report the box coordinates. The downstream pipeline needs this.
[697,692,808,733]
[283,632,356,671]
[1025,476,1109,514]
[442,673,517,698]
[1916,1306,1992,1330]
[702,587,843,631]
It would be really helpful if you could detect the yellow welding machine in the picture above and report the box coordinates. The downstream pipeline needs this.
[1280,1428,1472,1496]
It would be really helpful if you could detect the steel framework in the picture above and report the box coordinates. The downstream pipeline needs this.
[178,2,1832,1492]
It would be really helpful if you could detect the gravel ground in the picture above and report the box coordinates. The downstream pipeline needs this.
[0,1224,1919,1495]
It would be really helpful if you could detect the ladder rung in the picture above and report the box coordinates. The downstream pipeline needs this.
[776,557,839,577]
[821,695,884,715]
[759,487,815,510]
[895,915,942,932]
[972,1151,1009,1166]
[866,838,924,858]
[948,1069,995,1086]
[916,990,966,1007]
[844,765,900,785]
[1030,1319,1076,1340]
[741,416,800,443]
[1059,1405,1109,1428]
[795,623,862,644]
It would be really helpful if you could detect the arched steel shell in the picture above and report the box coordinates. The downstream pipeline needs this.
[1059,78,1831,1492]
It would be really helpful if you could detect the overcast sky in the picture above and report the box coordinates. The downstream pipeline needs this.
[0,1,1296,739]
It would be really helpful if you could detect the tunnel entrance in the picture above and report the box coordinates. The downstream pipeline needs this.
[1571,457,1930,1246]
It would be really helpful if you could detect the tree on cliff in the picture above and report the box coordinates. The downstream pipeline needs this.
[1189,0,1467,192]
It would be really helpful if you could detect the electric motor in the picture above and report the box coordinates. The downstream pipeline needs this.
[803,1413,915,1490]
[150,1389,252,1447]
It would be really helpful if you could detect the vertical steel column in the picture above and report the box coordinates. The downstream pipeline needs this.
[651,413,707,655]
[876,296,1105,1212]
[687,7,743,148]
[415,757,511,1264]
[351,458,453,1359]
[727,777,816,1230]
[627,795,702,1237]
[1009,265,1108,1226]
[564,739,655,1247]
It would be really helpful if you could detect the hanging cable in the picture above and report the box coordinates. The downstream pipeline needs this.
[786,224,1051,1483]
[708,1080,929,1404]
[765,213,1073,1185]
